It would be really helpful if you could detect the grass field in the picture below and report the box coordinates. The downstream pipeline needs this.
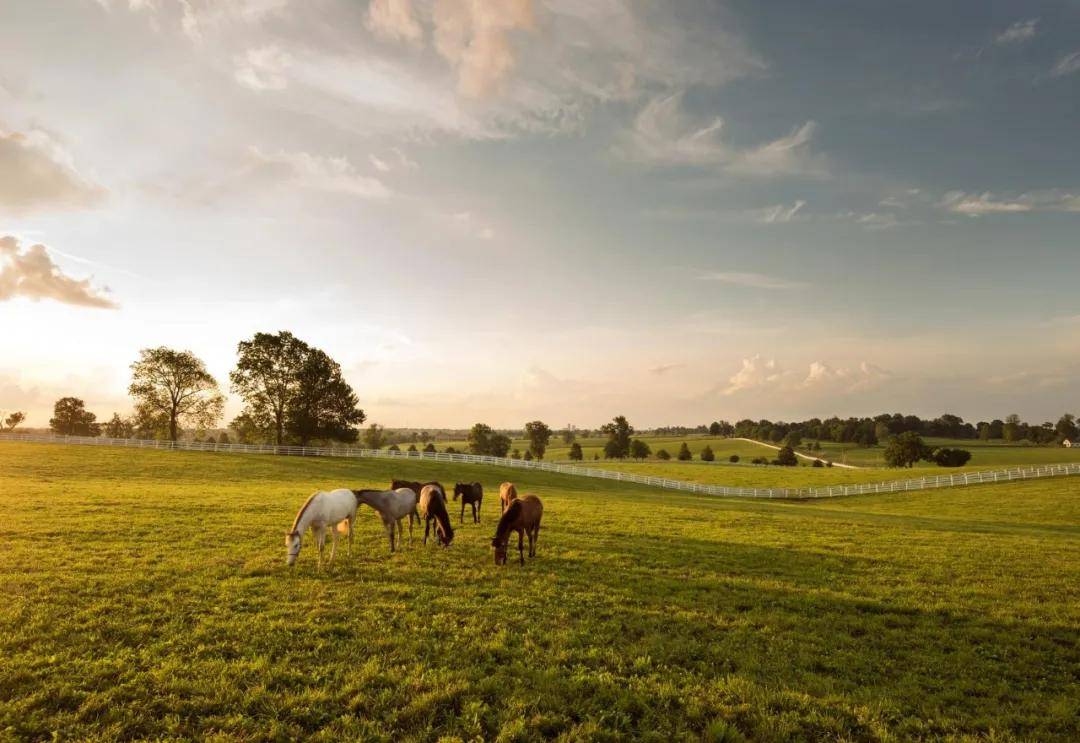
[2,442,1078,741]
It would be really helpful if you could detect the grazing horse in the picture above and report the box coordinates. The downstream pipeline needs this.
[453,482,483,524]
[354,488,418,552]
[420,484,455,546]
[491,494,543,566]
[391,479,444,528]
[498,482,518,513]
[285,488,357,569]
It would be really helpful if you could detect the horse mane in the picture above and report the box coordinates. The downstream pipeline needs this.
[290,491,320,533]
[494,499,522,542]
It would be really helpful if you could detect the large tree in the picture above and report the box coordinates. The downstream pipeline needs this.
[524,420,552,460]
[600,415,634,459]
[230,331,309,445]
[129,348,225,442]
[883,432,930,468]
[363,423,387,450]
[285,348,365,445]
[49,397,101,436]
[103,413,134,439]
[3,411,26,432]
[467,423,495,455]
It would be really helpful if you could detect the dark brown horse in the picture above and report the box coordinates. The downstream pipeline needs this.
[491,494,543,565]
[419,484,454,546]
[498,482,518,513]
[453,482,483,524]
[391,479,444,528]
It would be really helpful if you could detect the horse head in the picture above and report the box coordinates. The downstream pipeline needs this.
[491,536,508,565]
[453,483,468,501]
[285,529,302,566]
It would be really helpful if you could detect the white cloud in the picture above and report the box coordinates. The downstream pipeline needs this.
[756,200,805,223]
[722,355,787,395]
[246,147,391,198]
[1051,51,1080,78]
[367,0,423,44]
[0,236,118,309]
[939,190,1080,216]
[234,45,292,90]
[802,361,891,392]
[620,92,827,177]
[433,0,535,98]
[697,271,806,290]
[0,127,105,214]
[995,18,1038,45]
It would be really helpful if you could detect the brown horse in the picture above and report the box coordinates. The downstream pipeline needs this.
[491,494,542,565]
[391,479,444,528]
[498,482,518,513]
[419,484,454,546]
[453,482,483,523]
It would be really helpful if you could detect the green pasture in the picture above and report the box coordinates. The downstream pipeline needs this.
[1,442,1078,741]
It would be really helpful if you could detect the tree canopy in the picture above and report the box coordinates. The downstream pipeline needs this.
[229,331,310,445]
[129,348,224,442]
[49,397,101,436]
[600,415,634,459]
[524,420,552,460]
[883,432,930,468]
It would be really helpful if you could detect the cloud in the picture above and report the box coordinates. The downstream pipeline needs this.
[234,45,291,90]
[619,92,827,177]
[246,147,391,198]
[367,0,423,44]
[432,0,536,98]
[802,361,892,393]
[0,127,105,214]
[0,236,118,309]
[939,190,1080,216]
[722,355,786,395]
[369,147,419,173]
[995,18,1038,45]
[756,200,805,223]
[448,210,496,240]
[697,271,806,290]
[1051,51,1080,78]
[649,363,684,376]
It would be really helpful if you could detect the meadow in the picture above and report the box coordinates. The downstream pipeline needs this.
[1,441,1078,741]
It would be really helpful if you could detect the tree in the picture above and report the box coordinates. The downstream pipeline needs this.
[883,432,930,468]
[562,425,578,445]
[468,423,495,455]
[444,446,456,454]
[50,397,101,436]
[1003,414,1022,443]
[285,348,365,445]
[630,439,651,460]
[700,445,715,462]
[229,331,309,445]
[217,432,230,444]
[363,423,387,450]
[874,421,891,444]
[656,448,671,460]
[677,442,692,461]
[407,443,418,453]
[3,411,26,431]
[568,442,584,460]
[489,433,512,458]
[782,431,802,448]
[600,415,634,459]
[775,446,798,466]
[978,422,991,441]
[930,447,972,467]
[812,459,824,468]
[229,413,263,444]
[708,421,722,436]
[423,442,436,453]
[523,449,534,461]
[1055,414,1078,443]
[103,413,134,439]
[524,420,553,460]
[129,348,225,442]
[729,454,740,463]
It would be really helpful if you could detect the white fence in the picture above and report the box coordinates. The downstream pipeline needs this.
[3,432,1079,500]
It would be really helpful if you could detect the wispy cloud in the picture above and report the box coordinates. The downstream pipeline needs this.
[246,147,391,199]
[0,127,105,215]
[995,18,1038,46]
[0,236,118,309]
[649,363,684,376]
[939,189,1080,216]
[234,46,291,91]
[1051,51,1080,78]
[698,271,807,290]
[756,200,805,223]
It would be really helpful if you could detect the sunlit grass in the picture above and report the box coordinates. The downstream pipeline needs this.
[1,442,1078,740]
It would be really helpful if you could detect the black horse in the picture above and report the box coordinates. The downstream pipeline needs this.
[453,482,483,524]
[390,479,444,529]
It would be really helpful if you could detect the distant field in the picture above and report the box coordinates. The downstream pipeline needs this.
[2,441,1078,740]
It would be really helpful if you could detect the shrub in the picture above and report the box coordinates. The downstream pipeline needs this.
[700,445,715,462]
[568,442,584,460]
[656,449,671,460]
[423,443,436,453]
[445,446,456,454]
[775,446,798,466]
[677,442,692,461]
[751,456,768,465]
[388,443,400,452]
[511,449,520,459]
[630,439,651,460]
[729,454,740,463]
[812,458,824,468]
[524,450,534,461]
[931,447,972,467]
[407,444,418,453]
[826,460,833,467]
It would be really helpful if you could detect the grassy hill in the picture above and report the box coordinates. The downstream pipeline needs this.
[1,441,1077,740]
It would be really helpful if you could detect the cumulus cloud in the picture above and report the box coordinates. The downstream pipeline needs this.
[717,357,892,399]
[246,147,391,198]
[0,127,105,214]
[939,190,1080,216]
[722,355,787,395]
[802,361,892,392]
[432,0,535,98]
[698,271,806,290]
[995,18,1038,45]
[1051,51,1080,78]
[619,92,827,177]
[367,0,423,43]
[0,236,118,309]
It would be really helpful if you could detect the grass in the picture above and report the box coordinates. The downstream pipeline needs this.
[2,441,1078,741]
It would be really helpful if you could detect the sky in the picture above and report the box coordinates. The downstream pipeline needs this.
[2,0,1080,430]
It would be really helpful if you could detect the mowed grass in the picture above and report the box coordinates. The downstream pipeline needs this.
[1,442,1078,742]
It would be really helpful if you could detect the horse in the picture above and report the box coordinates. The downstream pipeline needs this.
[491,494,543,566]
[498,482,518,513]
[420,484,455,546]
[391,479,445,528]
[285,488,357,569]
[354,488,418,552]
[453,482,483,524]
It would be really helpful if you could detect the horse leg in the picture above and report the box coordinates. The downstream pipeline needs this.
[460,500,465,524]
[386,520,395,553]
[424,515,431,544]
[473,501,479,524]
[316,527,325,571]
[329,525,338,564]
[347,516,354,557]
[528,526,538,557]
[517,529,525,566]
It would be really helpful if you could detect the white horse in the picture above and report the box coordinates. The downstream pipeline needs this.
[285,488,357,568]
[353,488,417,552]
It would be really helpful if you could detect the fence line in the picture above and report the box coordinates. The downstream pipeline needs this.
[3,432,1079,500]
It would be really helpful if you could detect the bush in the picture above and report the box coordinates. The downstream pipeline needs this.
[751,456,768,465]
[931,447,972,467]
[423,443,436,453]
[700,445,715,462]
[407,444,418,453]
[568,442,584,460]
[524,450,534,461]
[388,444,400,452]
[812,458,824,468]
[728,454,740,463]
[630,439,651,460]
[656,449,671,460]
[445,446,457,454]
[775,446,798,466]
[511,448,520,459]
[826,460,833,467]
[677,442,692,461]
